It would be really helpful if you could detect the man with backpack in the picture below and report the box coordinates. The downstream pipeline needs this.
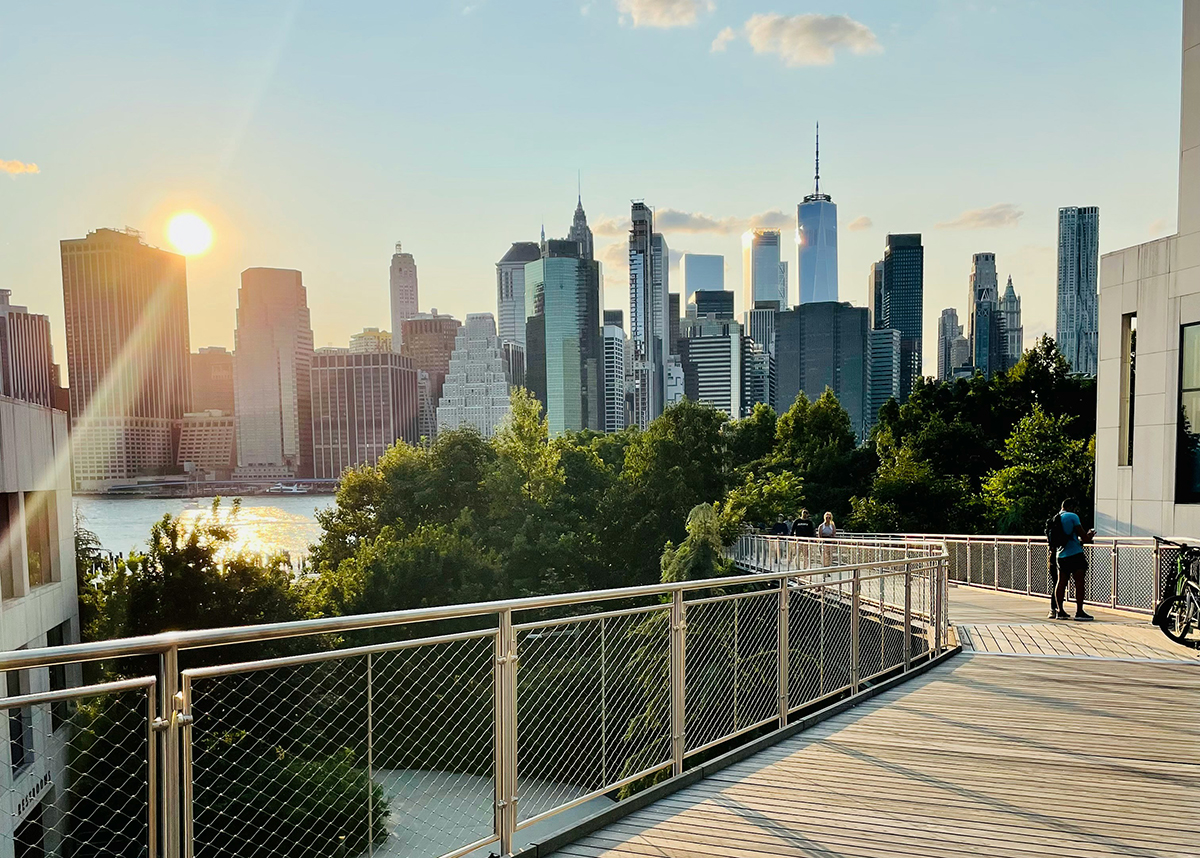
[1048,499,1096,621]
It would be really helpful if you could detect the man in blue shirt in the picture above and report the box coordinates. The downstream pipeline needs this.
[1053,499,1096,621]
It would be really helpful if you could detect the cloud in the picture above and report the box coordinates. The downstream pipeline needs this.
[594,207,792,237]
[616,0,714,28]
[739,13,881,67]
[845,215,872,232]
[0,159,39,176]
[711,26,736,52]
[935,203,1023,230]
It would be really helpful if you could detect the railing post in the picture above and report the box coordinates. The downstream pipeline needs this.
[495,611,518,855]
[367,653,374,857]
[1111,545,1119,609]
[1026,540,1033,595]
[965,537,972,585]
[936,560,946,654]
[903,569,912,672]
[161,646,181,858]
[993,539,1000,590]
[670,590,687,776]
[777,576,789,728]
[1153,542,1162,607]
[850,569,861,693]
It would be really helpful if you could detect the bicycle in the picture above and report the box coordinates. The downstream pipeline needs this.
[1152,537,1200,647]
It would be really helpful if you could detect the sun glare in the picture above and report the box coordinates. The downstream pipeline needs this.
[167,212,213,255]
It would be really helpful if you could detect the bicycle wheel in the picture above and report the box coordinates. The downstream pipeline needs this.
[1156,593,1200,645]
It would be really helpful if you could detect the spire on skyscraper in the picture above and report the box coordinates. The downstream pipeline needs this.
[814,121,820,195]
[568,189,594,261]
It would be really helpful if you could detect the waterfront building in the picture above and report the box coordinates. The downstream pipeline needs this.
[400,311,461,442]
[602,324,627,432]
[190,346,234,414]
[1000,276,1024,366]
[525,238,602,434]
[1094,3,1198,535]
[797,126,838,304]
[742,229,784,312]
[389,243,418,347]
[937,309,963,382]
[880,234,924,402]
[689,290,734,320]
[869,327,901,428]
[679,316,744,417]
[233,268,314,480]
[437,313,519,439]
[311,349,418,478]
[1057,207,1101,375]
[177,410,237,480]
[0,290,53,408]
[680,254,724,302]
[497,242,541,349]
[349,327,392,354]
[60,228,191,490]
[628,202,669,428]
[775,301,869,436]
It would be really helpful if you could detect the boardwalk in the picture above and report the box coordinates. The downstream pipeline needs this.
[549,585,1200,858]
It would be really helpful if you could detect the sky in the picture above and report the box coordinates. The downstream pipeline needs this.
[0,0,1187,377]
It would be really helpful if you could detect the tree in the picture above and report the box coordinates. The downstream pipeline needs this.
[661,504,734,583]
[724,402,777,472]
[718,471,805,541]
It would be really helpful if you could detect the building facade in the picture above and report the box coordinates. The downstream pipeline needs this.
[400,311,461,442]
[389,243,418,347]
[868,327,901,428]
[628,202,668,429]
[968,252,1007,379]
[743,229,783,312]
[775,301,870,436]
[797,130,838,305]
[1000,276,1024,366]
[1057,206,1101,375]
[349,327,392,354]
[60,228,191,490]
[0,291,53,408]
[680,254,724,301]
[233,268,314,479]
[880,234,924,402]
[679,317,744,417]
[497,242,541,350]
[177,410,237,479]
[1094,1,1199,535]
[602,324,627,432]
[567,196,594,261]
[190,346,235,413]
[436,313,519,439]
[689,290,734,320]
[936,308,963,382]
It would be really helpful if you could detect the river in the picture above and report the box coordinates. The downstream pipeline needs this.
[74,495,337,560]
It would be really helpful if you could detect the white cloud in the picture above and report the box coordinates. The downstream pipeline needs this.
[0,159,39,176]
[711,26,736,52]
[741,13,881,67]
[935,203,1023,230]
[845,215,872,232]
[616,0,714,28]
[594,207,792,237]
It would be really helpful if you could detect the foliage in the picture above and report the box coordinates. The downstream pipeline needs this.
[718,471,806,542]
[661,504,734,583]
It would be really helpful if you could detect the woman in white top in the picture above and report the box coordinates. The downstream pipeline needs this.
[818,512,837,539]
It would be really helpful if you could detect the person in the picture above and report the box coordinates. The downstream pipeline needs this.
[1052,498,1096,621]
[769,515,789,536]
[791,509,815,538]
[817,512,837,539]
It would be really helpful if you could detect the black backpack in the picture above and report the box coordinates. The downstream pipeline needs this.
[1044,513,1065,550]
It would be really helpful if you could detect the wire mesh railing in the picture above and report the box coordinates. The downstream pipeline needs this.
[0,547,948,858]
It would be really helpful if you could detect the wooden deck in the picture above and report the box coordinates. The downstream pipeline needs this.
[549,586,1200,858]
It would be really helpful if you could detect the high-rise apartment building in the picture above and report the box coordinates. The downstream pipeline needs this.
[60,228,191,490]
[679,316,745,417]
[797,126,838,304]
[999,276,1024,367]
[680,254,724,301]
[880,234,924,402]
[689,290,735,320]
[741,345,774,416]
[350,327,392,354]
[868,327,901,429]
[745,307,778,358]
[628,202,668,428]
[311,350,418,478]
[525,239,602,434]
[743,229,783,312]
[778,261,789,306]
[950,334,972,376]
[234,268,314,479]
[775,302,870,436]
[400,311,461,441]
[497,242,541,349]
[0,290,53,408]
[969,252,1007,378]
[190,346,235,413]
[437,313,520,439]
[937,309,964,382]
[389,242,419,348]
[869,261,885,329]
[1057,206,1100,375]
[668,292,681,356]
[602,324,627,432]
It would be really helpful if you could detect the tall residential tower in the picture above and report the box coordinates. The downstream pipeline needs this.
[1057,207,1100,375]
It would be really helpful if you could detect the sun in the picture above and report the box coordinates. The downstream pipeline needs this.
[167,212,213,255]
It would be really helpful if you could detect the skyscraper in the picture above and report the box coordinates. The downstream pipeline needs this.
[797,124,838,304]
[869,260,885,329]
[400,311,461,441]
[0,289,53,408]
[525,238,602,434]
[60,228,191,489]
[1056,206,1100,375]
[968,252,1006,378]
[602,323,627,432]
[689,290,735,320]
[389,242,418,348]
[936,309,963,382]
[603,309,624,328]
[190,346,235,413]
[868,327,901,429]
[668,292,681,355]
[496,242,541,350]
[778,261,789,306]
[568,195,594,261]
[999,276,1024,367]
[680,253,724,301]
[775,302,869,436]
[742,229,783,312]
[311,350,419,478]
[679,316,745,417]
[349,327,393,354]
[437,313,520,439]
[880,234,924,402]
[233,268,314,479]
[628,201,668,428]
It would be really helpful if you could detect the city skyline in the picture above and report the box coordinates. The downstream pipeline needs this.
[1,2,1185,379]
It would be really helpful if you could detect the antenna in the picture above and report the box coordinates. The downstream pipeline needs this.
[577,169,581,204]
[814,122,820,195]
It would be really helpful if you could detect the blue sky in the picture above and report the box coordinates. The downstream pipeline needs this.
[0,0,1186,375]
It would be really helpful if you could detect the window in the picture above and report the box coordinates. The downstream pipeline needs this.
[7,669,32,775]
[1178,324,1200,502]
[24,492,54,589]
[0,495,13,599]
[46,621,72,731]
[1119,314,1136,466]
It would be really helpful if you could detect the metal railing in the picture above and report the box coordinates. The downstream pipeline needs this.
[0,547,948,858]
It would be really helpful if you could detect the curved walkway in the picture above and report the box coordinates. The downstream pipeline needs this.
[548,586,1200,858]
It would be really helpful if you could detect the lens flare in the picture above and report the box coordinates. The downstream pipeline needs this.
[167,212,213,255]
